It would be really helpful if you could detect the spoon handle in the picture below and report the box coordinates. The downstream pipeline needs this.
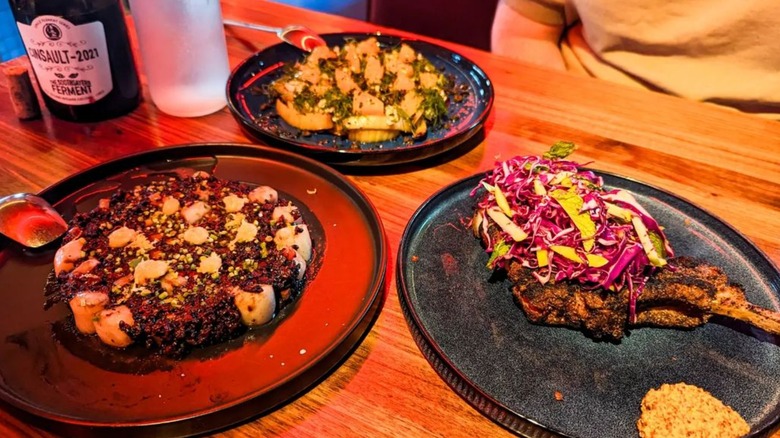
[223,19,281,34]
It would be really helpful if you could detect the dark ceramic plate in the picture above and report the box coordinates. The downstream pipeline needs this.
[397,172,780,438]
[0,144,386,436]
[226,33,494,167]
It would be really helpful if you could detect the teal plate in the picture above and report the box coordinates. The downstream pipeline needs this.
[397,171,780,438]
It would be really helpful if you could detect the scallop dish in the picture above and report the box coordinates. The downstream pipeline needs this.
[44,171,313,357]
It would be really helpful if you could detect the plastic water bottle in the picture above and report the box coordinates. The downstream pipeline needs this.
[128,0,230,118]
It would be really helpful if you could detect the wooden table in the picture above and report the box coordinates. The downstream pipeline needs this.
[1,1,779,437]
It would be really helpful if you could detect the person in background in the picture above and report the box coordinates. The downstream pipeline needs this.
[491,0,780,119]
[0,1,25,62]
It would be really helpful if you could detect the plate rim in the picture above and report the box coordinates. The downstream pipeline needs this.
[225,32,495,167]
[0,142,388,435]
[396,169,780,438]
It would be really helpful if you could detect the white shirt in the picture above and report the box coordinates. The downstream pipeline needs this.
[496,0,780,118]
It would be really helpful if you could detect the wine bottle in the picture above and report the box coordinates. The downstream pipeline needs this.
[9,0,141,122]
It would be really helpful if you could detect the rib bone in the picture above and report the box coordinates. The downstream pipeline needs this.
[494,232,780,339]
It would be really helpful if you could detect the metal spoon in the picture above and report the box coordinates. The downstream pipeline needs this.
[223,19,326,52]
[0,193,68,248]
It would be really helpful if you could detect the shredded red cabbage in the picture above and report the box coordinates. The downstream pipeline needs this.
[471,153,674,323]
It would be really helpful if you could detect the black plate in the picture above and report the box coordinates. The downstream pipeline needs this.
[226,32,494,167]
[397,172,780,438]
[0,143,386,436]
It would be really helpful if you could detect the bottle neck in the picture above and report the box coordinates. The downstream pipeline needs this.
[11,0,119,24]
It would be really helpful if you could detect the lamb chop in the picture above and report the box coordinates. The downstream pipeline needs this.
[506,254,780,339]
[471,143,780,339]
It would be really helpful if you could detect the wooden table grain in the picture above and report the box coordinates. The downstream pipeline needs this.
[1,1,779,437]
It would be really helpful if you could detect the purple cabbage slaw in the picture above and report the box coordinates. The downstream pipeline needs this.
[470,152,674,322]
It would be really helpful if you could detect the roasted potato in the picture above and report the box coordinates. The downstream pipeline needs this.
[271,37,451,143]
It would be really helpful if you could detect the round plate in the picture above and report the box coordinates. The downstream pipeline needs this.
[0,143,386,436]
[397,172,780,438]
[226,32,494,167]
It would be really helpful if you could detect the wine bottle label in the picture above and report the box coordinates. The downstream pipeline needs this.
[17,16,113,106]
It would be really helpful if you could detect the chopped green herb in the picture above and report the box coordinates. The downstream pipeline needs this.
[487,239,511,268]
[543,141,577,160]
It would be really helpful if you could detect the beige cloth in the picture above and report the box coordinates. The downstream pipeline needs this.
[497,0,780,118]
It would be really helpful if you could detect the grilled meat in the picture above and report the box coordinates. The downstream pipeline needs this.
[471,147,780,340]
[489,230,780,339]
